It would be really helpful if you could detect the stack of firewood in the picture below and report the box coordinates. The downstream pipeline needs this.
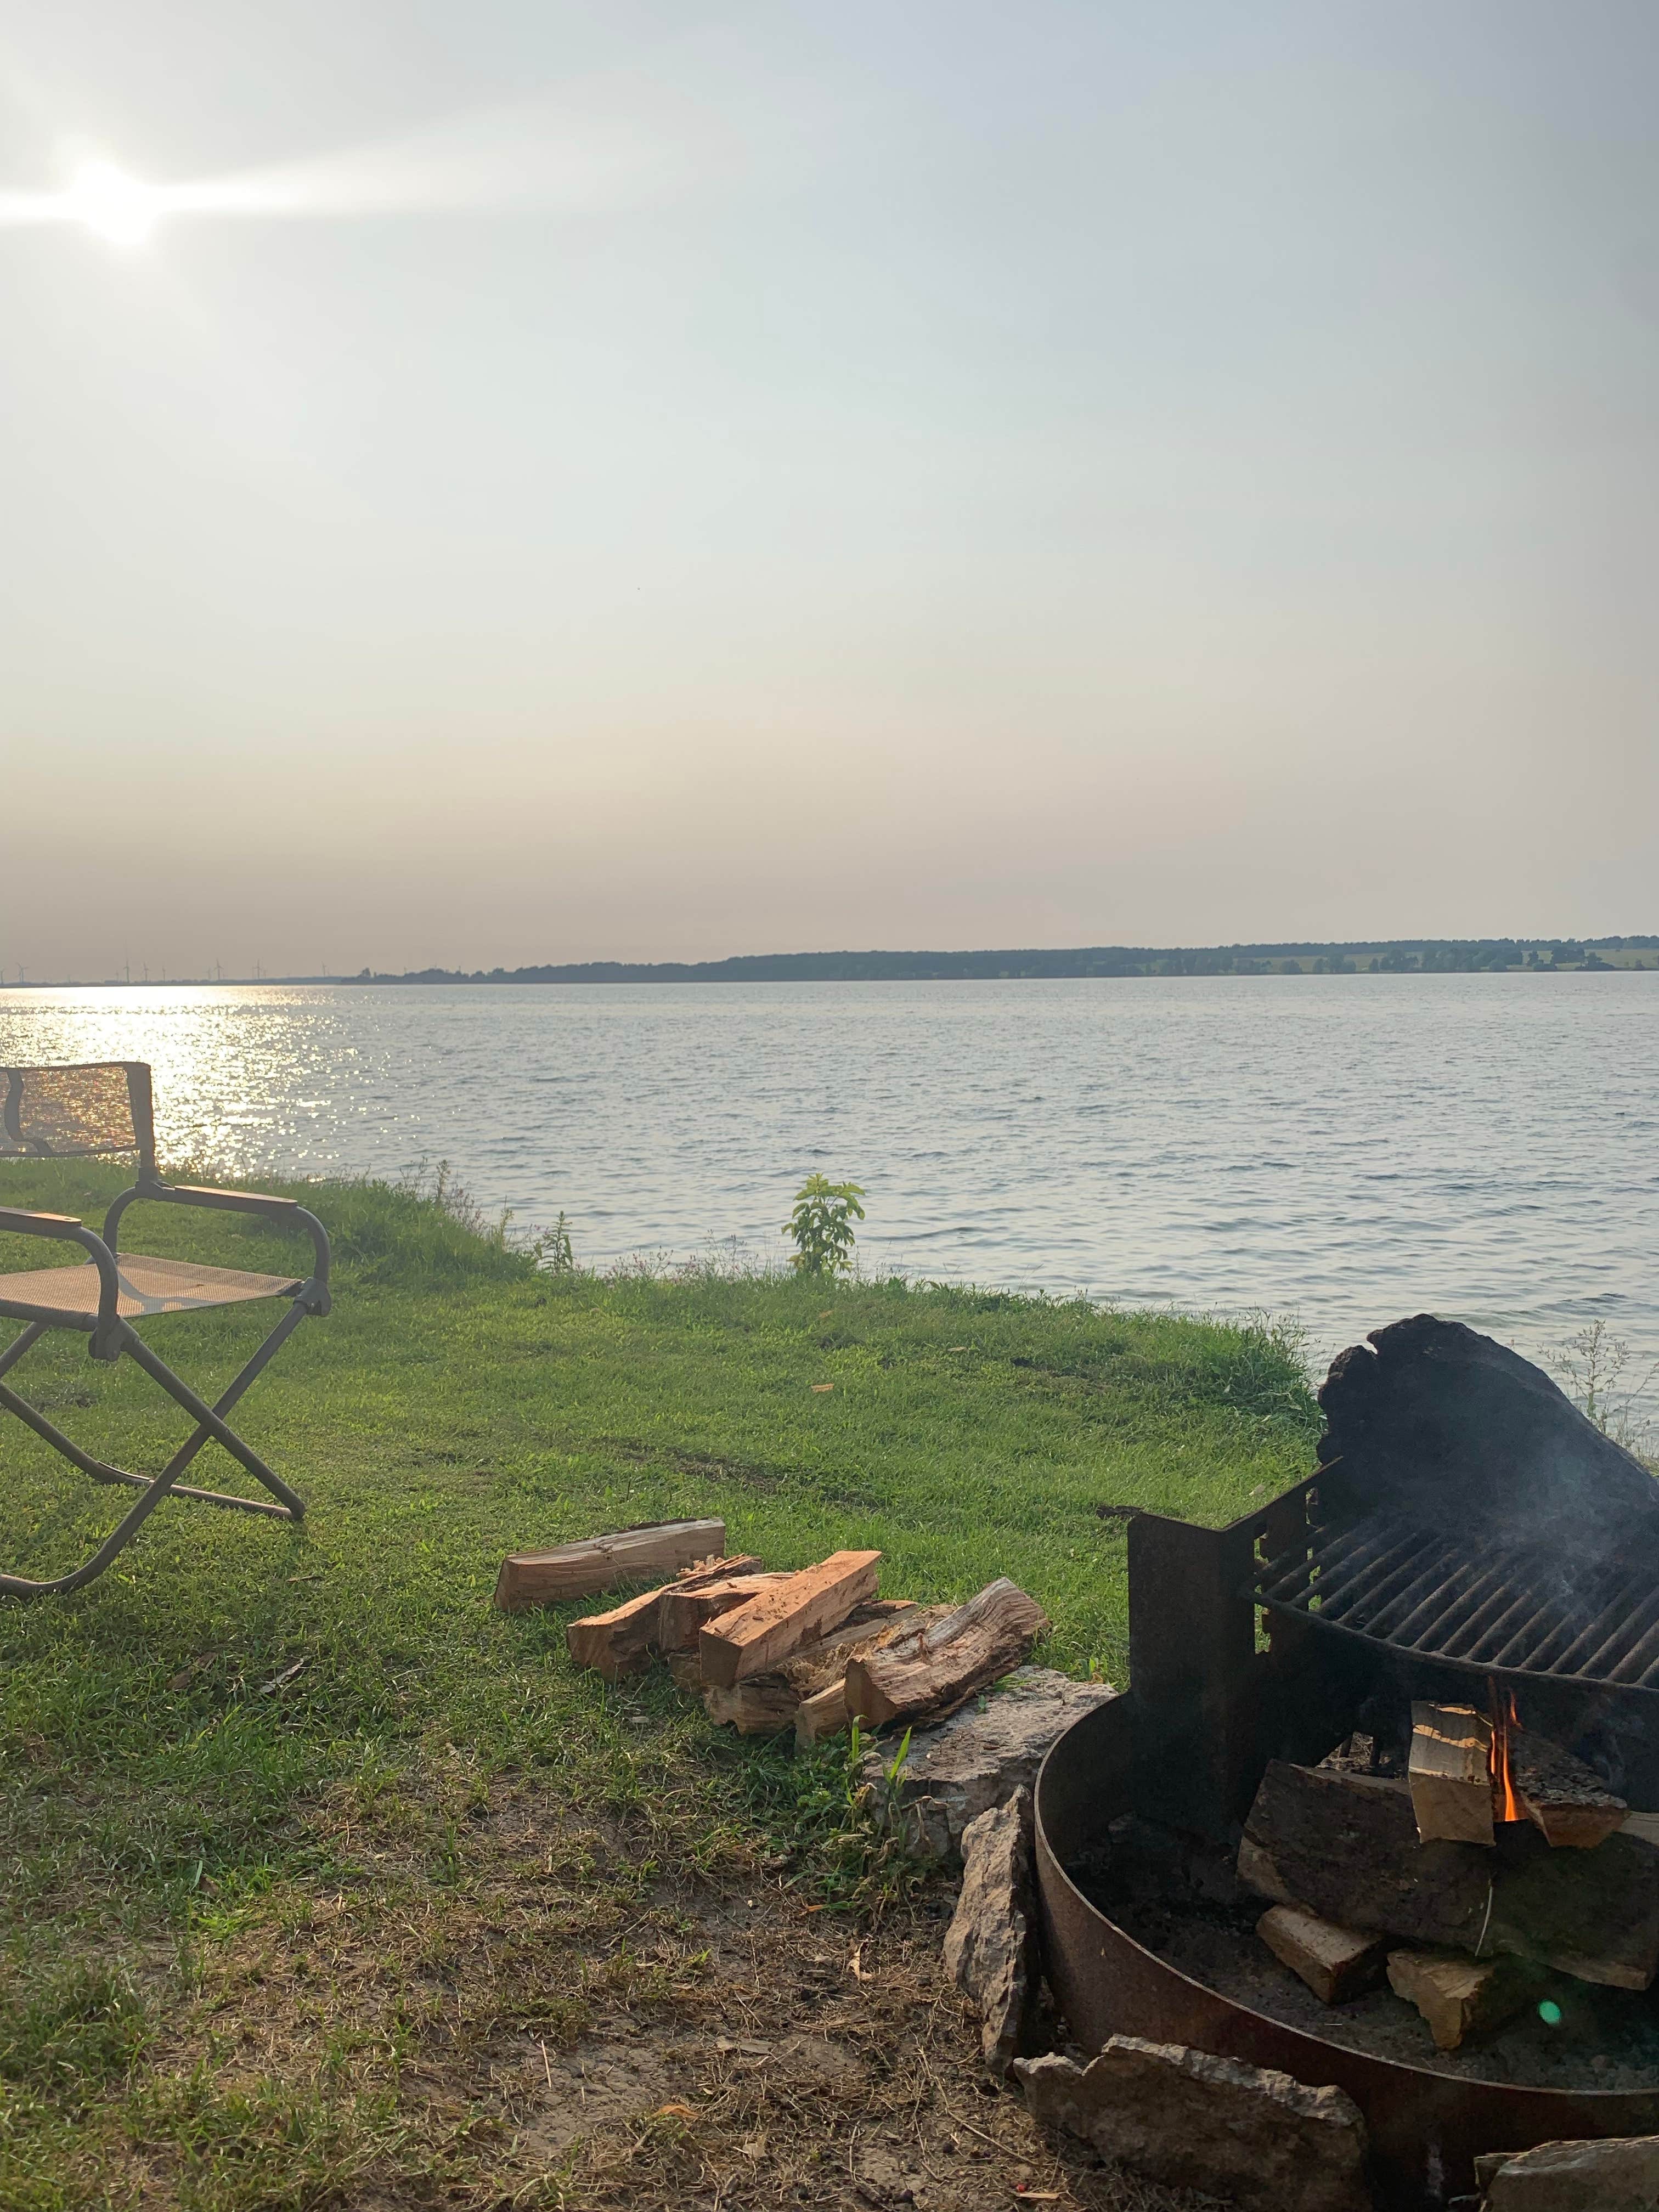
[1241,1699,1659,2052]
[495,1516,1048,1746]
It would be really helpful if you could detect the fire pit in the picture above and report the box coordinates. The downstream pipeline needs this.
[1032,1317,1659,2209]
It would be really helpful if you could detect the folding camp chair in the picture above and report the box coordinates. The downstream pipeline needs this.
[0,1061,330,1597]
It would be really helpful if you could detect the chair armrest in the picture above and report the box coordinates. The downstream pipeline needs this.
[102,1183,331,1313]
[0,1207,122,1347]
[0,1207,85,1233]
[166,1185,304,1219]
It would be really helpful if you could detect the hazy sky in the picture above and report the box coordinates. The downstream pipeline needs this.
[2,2,1655,979]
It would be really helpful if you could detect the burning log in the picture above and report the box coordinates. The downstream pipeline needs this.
[1239,1762,1493,1950]
[1505,1723,1628,1851]
[1384,1949,1532,2052]
[1242,1761,1659,1991]
[1316,1314,1659,1568]
[1256,1905,1388,2005]
[1408,1702,1496,1847]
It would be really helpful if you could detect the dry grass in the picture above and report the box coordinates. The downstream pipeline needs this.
[121,1770,1220,2212]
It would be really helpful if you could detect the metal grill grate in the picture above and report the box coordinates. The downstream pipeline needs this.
[1255,1506,1659,1694]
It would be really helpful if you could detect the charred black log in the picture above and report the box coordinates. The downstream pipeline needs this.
[1317,1315,1659,1566]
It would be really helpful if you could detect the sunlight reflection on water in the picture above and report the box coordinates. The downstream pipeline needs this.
[1,975,1655,1397]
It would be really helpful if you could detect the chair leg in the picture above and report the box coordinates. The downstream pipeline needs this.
[0,1305,311,1599]
[0,1322,48,1384]
[117,1319,308,1516]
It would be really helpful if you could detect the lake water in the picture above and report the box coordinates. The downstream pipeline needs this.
[2,976,1656,1401]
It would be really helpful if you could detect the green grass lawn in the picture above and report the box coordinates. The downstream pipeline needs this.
[0,1166,1318,2211]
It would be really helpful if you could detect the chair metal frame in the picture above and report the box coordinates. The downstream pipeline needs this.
[1,1061,330,1598]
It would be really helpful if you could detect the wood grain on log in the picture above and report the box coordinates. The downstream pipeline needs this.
[844,1579,1049,1727]
[1256,1905,1387,2005]
[656,1570,780,1652]
[698,1551,882,1689]
[1408,1702,1495,1847]
[1386,1949,1532,2051]
[795,1679,850,1747]
[566,1556,764,1679]
[495,1519,727,1610]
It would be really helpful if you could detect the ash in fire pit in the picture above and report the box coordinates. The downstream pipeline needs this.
[1066,1791,1659,2095]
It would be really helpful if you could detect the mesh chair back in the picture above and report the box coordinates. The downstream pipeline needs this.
[1,1063,156,1177]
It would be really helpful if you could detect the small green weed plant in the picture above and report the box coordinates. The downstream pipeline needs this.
[783,1174,866,1279]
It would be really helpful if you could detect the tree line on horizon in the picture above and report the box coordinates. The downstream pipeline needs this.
[343,936,1659,985]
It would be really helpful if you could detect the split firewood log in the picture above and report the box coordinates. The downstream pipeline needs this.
[657,1572,787,1654]
[1506,1725,1627,1850]
[844,1579,1051,1727]
[1238,1762,1493,1950]
[496,1519,729,1609]
[698,1551,882,1688]
[1408,1702,1495,1847]
[1386,1949,1533,2051]
[1256,1905,1388,2005]
[1242,1760,1659,1991]
[565,1555,763,1680]
[1486,1824,1659,1990]
[702,1603,926,1736]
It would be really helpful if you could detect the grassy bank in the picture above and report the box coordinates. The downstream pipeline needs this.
[0,1167,1317,2211]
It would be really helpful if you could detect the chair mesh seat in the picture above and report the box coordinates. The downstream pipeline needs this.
[0,1254,302,1323]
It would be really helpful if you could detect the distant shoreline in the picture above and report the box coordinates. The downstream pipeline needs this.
[10,936,1657,988]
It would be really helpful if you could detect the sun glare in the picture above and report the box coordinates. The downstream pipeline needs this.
[65,160,160,247]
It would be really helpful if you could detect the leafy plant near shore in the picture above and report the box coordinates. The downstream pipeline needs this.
[783,1173,866,1278]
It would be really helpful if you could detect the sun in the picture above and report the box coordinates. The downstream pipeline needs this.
[64,160,161,247]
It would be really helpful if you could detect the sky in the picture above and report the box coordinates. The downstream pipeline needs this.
[1,1,1655,981]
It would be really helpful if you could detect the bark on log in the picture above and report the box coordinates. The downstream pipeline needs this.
[1238,1762,1493,1950]
[495,1519,728,1609]
[844,1579,1050,1727]
[1508,1725,1628,1850]
[1486,1825,1659,1990]
[698,1551,882,1689]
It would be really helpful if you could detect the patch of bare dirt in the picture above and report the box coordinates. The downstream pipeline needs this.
[137,1770,1222,2211]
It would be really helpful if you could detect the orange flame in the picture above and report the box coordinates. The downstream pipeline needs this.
[1488,1680,1523,1824]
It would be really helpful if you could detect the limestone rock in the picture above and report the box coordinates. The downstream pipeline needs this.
[1475,2134,1659,2209]
[860,1667,1117,1860]
[942,1788,1037,2076]
[1015,2035,1372,2212]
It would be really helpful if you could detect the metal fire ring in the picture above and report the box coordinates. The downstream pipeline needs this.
[1032,1695,1659,2210]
